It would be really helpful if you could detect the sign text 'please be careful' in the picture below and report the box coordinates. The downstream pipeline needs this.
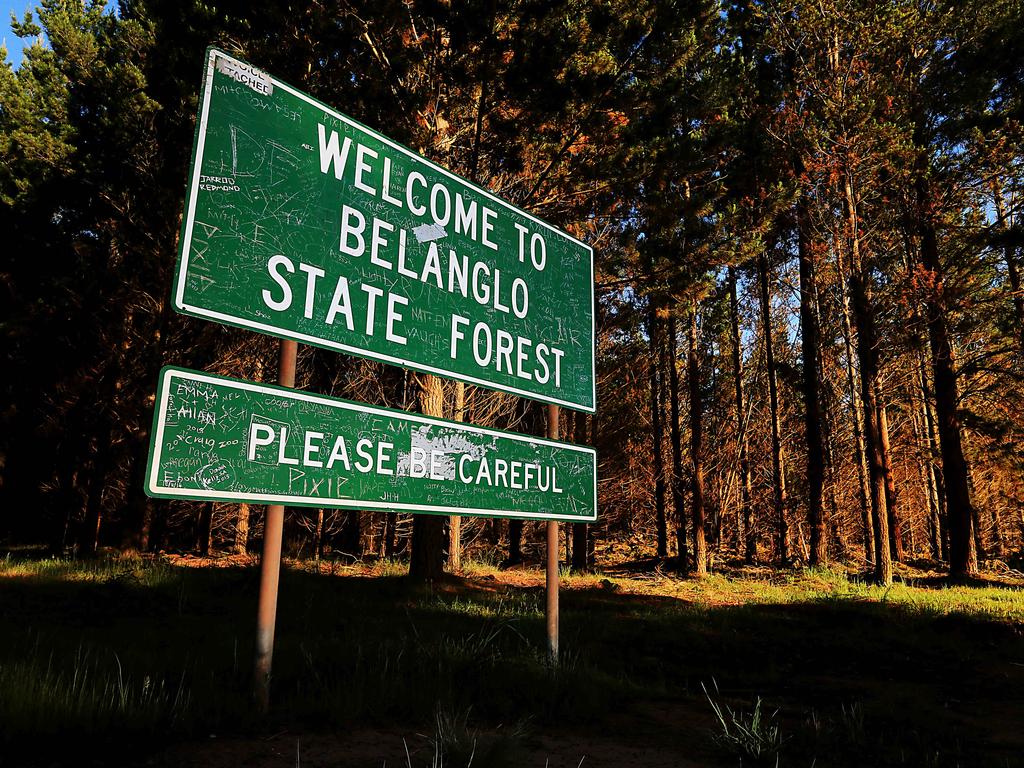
[146,368,597,521]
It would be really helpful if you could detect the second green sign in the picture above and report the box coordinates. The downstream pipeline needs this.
[146,367,597,522]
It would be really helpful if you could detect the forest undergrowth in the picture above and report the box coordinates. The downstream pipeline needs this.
[1,553,1022,767]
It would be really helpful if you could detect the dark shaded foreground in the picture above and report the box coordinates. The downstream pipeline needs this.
[1,558,1022,767]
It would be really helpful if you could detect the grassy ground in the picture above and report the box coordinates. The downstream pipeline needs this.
[1,553,1022,767]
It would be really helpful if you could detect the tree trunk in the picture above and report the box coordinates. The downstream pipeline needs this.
[409,375,446,581]
[918,348,947,561]
[588,407,599,568]
[912,401,941,560]
[507,519,524,566]
[688,303,708,576]
[758,251,789,565]
[964,442,983,567]
[843,172,892,585]
[914,154,976,579]
[448,381,466,573]
[835,233,874,567]
[667,310,688,571]
[383,513,396,558]
[571,513,589,572]
[879,405,903,562]
[729,267,755,563]
[80,435,111,556]
[992,181,1024,357]
[339,510,361,561]
[797,202,827,565]
[648,302,668,558]
[990,502,1005,559]
[124,434,154,552]
[235,504,250,554]
[572,413,590,573]
[197,502,214,556]
[313,509,325,561]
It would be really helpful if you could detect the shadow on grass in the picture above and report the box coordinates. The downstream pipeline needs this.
[1,559,1022,767]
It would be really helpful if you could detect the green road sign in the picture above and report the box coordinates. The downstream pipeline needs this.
[174,48,595,412]
[145,367,597,522]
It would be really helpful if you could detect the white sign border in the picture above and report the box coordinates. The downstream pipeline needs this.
[173,47,596,413]
[147,367,598,523]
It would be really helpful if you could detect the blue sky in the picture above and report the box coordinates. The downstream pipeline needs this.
[2,1,117,68]
[2,1,35,68]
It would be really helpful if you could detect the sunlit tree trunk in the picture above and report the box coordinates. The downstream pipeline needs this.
[197,502,213,556]
[758,250,789,564]
[688,302,708,576]
[843,172,892,585]
[572,411,591,573]
[835,236,874,567]
[235,504,250,554]
[410,374,446,581]
[913,147,976,579]
[912,400,941,560]
[917,345,948,561]
[448,381,466,573]
[797,201,826,565]
[729,267,755,562]
[879,405,903,562]
[312,509,324,561]
[668,309,688,571]
[648,302,668,558]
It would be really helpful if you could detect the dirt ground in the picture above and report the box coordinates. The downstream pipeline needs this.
[154,693,727,768]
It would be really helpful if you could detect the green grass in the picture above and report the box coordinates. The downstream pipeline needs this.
[1,555,1022,767]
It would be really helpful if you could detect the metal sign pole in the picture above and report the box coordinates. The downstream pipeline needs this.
[546,403,560,665]
[253,338,298,712]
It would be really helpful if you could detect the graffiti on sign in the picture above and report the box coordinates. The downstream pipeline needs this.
[146,367,597,522]
[173,48,595,411]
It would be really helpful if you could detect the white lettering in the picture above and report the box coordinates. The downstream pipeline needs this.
[429,450,445,480]
[277,427,299,466]
[430,184,451,226]
[247,423,275,460]
[339,205,366,257]
[354,438,374,473]
[481,206,498,250]
[370,217,395,269]
[353,144,378,195]
[303,431,324,468]
[299,263,325,319]
[511,278,529,318]
[360,284,384,336]
[450,314,469,358]
[406,172,427,215]
[386,292,408,345]
[410,446,427,478]
[326,435,350,470]
[325,276,354,329]
[377,441,394,475]
[262,254,294,311]
[317,124,352,180]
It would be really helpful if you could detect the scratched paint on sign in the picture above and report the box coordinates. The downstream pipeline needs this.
[173,48,595,412]
[146,367,597,522]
